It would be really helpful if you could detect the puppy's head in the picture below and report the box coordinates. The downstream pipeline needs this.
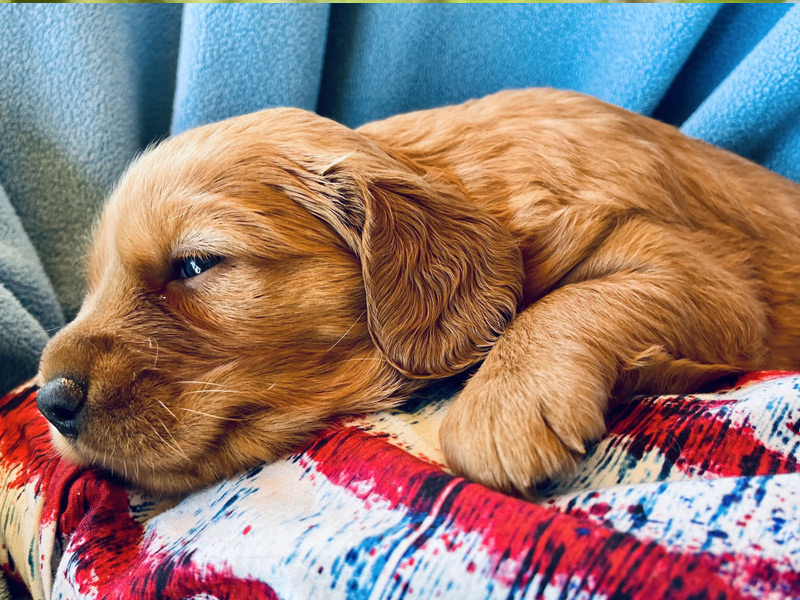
[38,109,523,493]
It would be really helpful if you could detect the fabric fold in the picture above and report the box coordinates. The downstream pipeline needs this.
[172,4,330,134]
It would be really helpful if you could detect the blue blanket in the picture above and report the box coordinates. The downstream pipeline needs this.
[1,4,799,391]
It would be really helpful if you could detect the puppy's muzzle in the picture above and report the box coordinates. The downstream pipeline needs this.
[37,376,87,439]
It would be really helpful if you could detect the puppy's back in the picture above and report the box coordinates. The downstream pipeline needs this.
[359,88,800,366]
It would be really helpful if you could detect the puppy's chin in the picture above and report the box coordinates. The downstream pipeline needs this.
[116,465,231,496]
[48,426,88,466]
[47,424,289,495]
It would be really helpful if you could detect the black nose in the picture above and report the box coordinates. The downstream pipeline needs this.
[37,377,87,439]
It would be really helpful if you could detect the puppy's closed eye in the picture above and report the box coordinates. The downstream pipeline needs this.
[174,254,224,280]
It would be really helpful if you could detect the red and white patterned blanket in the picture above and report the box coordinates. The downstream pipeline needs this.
[1,372,799,599]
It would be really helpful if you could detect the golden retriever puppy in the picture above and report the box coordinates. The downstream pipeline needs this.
[37,88,800,496]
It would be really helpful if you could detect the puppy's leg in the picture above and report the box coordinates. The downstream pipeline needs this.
[440,220,769,496]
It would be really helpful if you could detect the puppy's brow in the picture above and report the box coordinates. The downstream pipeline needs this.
[169,231,230,259]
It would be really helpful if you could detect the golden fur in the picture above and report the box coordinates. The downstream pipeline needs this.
[38,88,800,496]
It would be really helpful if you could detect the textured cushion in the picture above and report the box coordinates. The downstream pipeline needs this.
[1,372,798,599]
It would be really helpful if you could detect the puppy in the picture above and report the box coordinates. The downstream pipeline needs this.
[37,88,800,496]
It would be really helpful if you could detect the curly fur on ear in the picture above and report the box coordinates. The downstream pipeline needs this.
[359,172,523,378]
[280,130,524,379]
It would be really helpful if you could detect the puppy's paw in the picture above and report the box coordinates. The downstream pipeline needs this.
[439,365,607,498]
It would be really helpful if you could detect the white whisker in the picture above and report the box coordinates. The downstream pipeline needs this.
[175,407,243,422]
[157,400,178,420]
[156,417,189,461]
[149,337,160,369]
[149,424,165,443]
[324,311,365,355]
[176,380,228,388]
[150,421,190,463]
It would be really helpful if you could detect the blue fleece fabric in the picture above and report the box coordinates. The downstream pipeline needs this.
[0,4,799,390]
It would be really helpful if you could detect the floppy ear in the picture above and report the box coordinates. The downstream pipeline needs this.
[282,134,523,379]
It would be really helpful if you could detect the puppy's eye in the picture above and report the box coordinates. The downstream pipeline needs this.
[176,255,223,280]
